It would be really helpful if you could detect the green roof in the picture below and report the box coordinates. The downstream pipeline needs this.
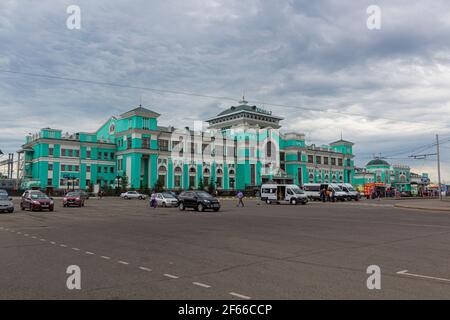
[367,159,390,166]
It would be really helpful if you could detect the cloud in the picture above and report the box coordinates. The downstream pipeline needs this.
[0,0,449,180]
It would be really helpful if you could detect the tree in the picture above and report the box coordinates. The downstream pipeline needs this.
[155,178,164,192]
[198,177,204,191]
[120,175,129,191]
[208,177,215,194]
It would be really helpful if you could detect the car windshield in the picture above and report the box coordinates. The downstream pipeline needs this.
[196,191,213,198]
[346,186,355,191]
[0,194,9,200]
[66,192,79,197]
[30,193,48,199]
[162,193,175,199]
[292,187,304,194]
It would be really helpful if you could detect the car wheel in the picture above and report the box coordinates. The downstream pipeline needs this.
[302,201,307,205]
[20,204,24,211]
[213,208,220,212]
[49,208,54,212]
[162,202,166,207]
[197,203,204,212]
[138,196,143,200]
[124,196,128,200]
[291,198,297,205]
[266,199,271,204]
[179,202,185,211]
[8,208,14,213]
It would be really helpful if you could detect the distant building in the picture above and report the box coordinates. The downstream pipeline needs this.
[353,158,428,194]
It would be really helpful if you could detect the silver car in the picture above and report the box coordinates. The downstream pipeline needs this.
[0,193,14,213]
[120,191,147,200]
[156,192,179,207]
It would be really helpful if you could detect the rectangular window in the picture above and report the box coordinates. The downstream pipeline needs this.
[280,152,285,162]
[49,148,54,156]
[127,138,132,149]
[158,139,169,151]
[97,167,102,173]
[86,150,91,159]
[316,156,321,164]
[104,152,108,159]
[60,179,65,186]
[86,179,90,187]
[297,152,301,162]
[110,167,114,173]
[189,175,195,188]
[48,163,53,171]
[142,137,150,149]
[308,155,314,163]
[324,157,329,165]
[331,158,336,166]
[75,165,79,172]
[104,167,108,173]
[117,159,122,171]
[216,176,222,188]
[61,148,66,156]
[98,152,102,159]
[229,178,235,189]
[86,165,91,173]
[47,178,52,186]
[338,158,343,166]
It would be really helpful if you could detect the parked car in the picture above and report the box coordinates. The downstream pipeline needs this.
[0,193,14,213]
[63,191,85,207]
[20,190,54,212]
[77,190,89,200]
[156,192,179,207]
[120,191,147,200]
[0,189,8,196]
[261,184,308,205]
[178,191,220,212]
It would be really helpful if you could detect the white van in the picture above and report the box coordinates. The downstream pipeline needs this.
[338,183,360,201]
[303,183,321,200]
[320,183,348,201]
[260,184,308,205]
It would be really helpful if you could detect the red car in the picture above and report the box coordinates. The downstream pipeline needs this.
[20,190,54,212]
[63,191,85,207]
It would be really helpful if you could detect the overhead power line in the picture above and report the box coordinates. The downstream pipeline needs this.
[0,68,448,129]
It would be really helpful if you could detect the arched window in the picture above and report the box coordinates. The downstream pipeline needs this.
[203,168,210,175]
[217,169,223,175]
[158,166,167,173]
[229,169,235,175]
[189,167,196,174]
[174,166,182,173]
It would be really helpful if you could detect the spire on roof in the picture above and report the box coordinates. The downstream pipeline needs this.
[239,95,248,105]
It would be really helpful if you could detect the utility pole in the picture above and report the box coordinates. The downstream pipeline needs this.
[436,134,442,201]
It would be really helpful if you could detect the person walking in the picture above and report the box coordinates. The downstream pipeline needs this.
[255,190,261,205]
[237,190,245,207]
[150,191,157,209]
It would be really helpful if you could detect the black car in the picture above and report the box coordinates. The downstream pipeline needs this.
[178,191,220,212]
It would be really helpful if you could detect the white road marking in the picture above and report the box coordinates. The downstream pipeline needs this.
[397,270,450,283]
[229,292,251,300]
[85,251,95,255]
[118,260,129,265]
[24,234,29,236]
[17,231,22,234]
[50,241,56,245]
[139,266,152,272]
[101,256,111,260]
[193,282,211,288]
[164,273,179,279]
[60,244,67,247]
[40,238,46,242]
[31,236,37,239]
[72,247,80,251]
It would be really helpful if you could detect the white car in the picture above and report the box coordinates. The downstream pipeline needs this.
[120,191,147,200]
[156,192,179,207]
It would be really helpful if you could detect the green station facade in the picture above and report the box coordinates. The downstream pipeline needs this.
[20,99,356,192]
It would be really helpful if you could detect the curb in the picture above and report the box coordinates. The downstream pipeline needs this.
[394,204,450,212]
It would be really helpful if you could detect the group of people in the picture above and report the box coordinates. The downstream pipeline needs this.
[319,187,337,202]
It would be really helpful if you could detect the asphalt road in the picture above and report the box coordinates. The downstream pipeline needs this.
[0,197,449,299]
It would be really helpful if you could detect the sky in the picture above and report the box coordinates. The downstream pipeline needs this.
[1,0,450,182]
